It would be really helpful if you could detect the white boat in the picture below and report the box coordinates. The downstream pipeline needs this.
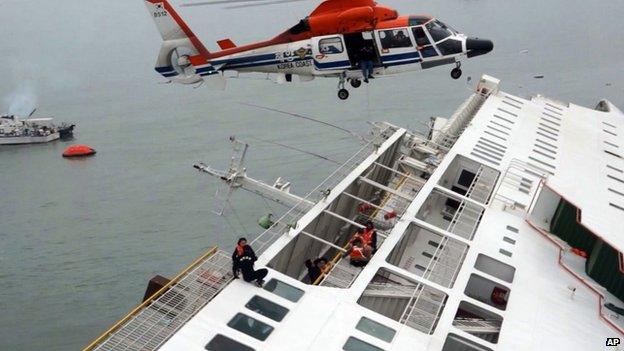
[83,75,624,351]
[0,114,74,145]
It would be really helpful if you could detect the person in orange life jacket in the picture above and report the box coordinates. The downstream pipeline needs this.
[363,220,378,252]
[350,227,366,245]
[232,237,268,287]
[346,237,372,267]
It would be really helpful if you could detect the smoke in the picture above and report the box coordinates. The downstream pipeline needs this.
[3,84,38,116]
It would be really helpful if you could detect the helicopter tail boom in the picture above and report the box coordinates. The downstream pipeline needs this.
[145,0,219,84]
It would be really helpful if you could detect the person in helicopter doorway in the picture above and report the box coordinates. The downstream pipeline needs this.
[358,44,376,83]
[232,237,268,287]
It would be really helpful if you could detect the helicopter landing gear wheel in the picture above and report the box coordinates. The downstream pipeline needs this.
[451,67,462,79]
[337,74,349,100]
[451,62,462,80]
[338,89,350,100]
[350,79,362,88]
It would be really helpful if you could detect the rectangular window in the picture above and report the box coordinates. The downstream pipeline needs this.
[245,295,289,322]
[355,317,396,343]
[343,337,384,351]
[411,26,430,46]
[457,170,477,187]
[453,301,503,344]
[499,248,512,257]
[474,254,516,283]
[319,37,344,54]
[379,29,413,49]
[442,333,493,351]
[464,274,510,310]
[227,313,274,341]
[263,279,304,302]
[205,334,254,351]
[503,236,516,245]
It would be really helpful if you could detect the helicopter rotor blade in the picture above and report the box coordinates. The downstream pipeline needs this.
[224,0,307,9]
[181,0,275,7]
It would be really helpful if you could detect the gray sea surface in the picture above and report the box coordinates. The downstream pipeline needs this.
[0,0,622,349]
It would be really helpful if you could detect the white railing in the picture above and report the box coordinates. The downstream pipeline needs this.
[251,125,398,254]
[465,165,500,204]
[85,249,233,351]
[453,318,501,333]
[434,92,488,149]
[399,284,447,334]
[447,201,483,240]
[493,158,549,209]
[320,259,362,288]
[422,238,470,288]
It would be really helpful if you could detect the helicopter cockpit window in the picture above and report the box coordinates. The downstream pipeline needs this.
[319,37,344,54]
[411,26,431,47]
[379,29,412,49]
[426,20,452,42]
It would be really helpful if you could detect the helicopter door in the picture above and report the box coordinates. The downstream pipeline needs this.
[375,28,418,71]
[312,35,351,72]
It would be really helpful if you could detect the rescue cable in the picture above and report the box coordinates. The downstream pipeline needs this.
[250,137,341,165]
[240,102,367,142]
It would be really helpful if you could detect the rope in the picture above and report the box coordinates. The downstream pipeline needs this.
[261,196,276,216]
[228,200,250,235]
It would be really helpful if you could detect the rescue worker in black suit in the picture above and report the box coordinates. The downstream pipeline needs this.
[232,237,268,287]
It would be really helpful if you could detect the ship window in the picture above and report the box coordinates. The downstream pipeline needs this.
[499,248,512,257]
[474,254,516,283]
[426,20,452,42]
[343,336,385,351]
[411,26,430,47]
[453,301,503,343]
[227,313,274,341]
[355,317,396,343]
[245,295,289,322]
[442,333,493,351]
[205,334,255,351]
[457,170,477,187]
[379,29,413,49]
[464,274,510,310]
[503,236,516,245]
[263,279,304,302]
[319,37,344,54]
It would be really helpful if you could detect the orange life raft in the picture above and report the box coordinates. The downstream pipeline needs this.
[62,144,96,158]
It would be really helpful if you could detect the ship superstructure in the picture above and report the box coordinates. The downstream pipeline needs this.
[84,75,624,351]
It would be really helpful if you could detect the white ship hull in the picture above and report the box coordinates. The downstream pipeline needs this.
[0,132,59,145]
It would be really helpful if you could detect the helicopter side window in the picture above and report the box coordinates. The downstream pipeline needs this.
[319,37,344,54]
[426,20,452,42]
[411,26,430,47]
[379,29,412,49]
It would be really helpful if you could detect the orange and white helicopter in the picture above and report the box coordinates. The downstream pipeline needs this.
[144,0,493,99]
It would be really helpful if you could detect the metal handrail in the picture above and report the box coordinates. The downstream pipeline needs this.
[251,125,397,255]
[313,171,411,286]
[83,247,220,351]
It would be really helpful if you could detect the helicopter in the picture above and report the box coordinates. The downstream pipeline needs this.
[144,0,493,99]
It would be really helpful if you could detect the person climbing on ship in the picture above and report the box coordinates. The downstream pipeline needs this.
[305,257,330,283]
[232,237,268,287]
[346,238,372,267]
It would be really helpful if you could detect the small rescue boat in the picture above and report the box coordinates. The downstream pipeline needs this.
[62,144,96,158]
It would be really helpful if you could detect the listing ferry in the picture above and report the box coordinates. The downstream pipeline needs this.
[84,75,624,351]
